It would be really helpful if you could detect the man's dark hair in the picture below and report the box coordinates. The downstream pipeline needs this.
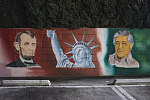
[15,30,37,44]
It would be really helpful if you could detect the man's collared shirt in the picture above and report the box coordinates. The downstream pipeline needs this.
[19,56,40,67]
[19,56,34,64]
[109,52,139,68]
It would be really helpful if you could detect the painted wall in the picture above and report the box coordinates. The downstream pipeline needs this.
[106,28,150,76]
[0,28,149,77]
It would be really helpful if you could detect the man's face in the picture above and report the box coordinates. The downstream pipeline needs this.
[115,36,132,58]
[19,33,37,60]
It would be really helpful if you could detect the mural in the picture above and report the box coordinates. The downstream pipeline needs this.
[0,28,150,77]
[6,30,40,67]
[47,30,99,68]
[108,30,139,68]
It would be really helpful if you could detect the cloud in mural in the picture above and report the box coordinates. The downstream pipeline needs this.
[6,30,40,68]
[109,30,139,68]
[47,30,99,68]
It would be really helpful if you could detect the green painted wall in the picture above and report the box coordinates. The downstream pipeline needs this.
[105,28,150,76]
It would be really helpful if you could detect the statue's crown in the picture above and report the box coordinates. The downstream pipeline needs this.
[64,32,99,57]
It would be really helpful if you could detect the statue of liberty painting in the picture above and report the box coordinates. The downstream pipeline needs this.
[47,30,99,68]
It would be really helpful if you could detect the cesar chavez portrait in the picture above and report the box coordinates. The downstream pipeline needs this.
[6,30,40,67]
[109,30,139,68]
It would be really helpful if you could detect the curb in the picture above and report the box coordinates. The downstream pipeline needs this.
[115,78,150,85]
[0,80,51,86]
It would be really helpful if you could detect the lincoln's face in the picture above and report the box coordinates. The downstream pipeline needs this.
[115,36,132,58]
[15,33,37,60]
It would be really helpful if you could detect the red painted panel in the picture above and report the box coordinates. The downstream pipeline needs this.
[0,28,102,77]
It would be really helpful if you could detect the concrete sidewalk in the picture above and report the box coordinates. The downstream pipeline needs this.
[1,77,150,86]
[50,77,150,86]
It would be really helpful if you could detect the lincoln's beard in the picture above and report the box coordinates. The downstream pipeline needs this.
[20,49,35,60]
[21,55,34,60]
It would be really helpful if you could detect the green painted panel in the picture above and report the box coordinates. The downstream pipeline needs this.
[105,28,150,76]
